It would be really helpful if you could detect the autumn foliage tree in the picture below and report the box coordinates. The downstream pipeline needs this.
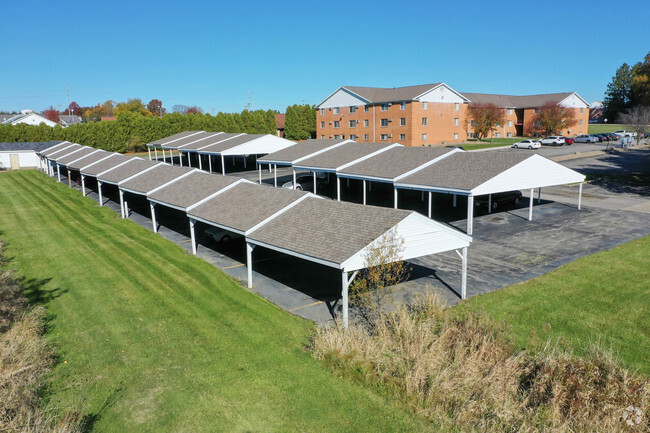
[42,106,60,123]
[147,99,165,117]
[467,103,504,140]
[67,101,82,116]
[530,102,577,136]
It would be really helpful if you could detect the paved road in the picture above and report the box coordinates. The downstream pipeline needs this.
[56,145,650,325]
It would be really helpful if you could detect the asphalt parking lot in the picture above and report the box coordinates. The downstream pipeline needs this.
[59,145,650,325]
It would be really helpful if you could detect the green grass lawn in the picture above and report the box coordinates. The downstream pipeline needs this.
[588,123,627,134]
[0,170,429,432]
[461,235,650,375]
[460,137,525,150]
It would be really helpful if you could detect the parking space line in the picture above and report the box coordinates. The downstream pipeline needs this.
[222,263,245,269]
[221,257,279,270]
[289,301,323,312]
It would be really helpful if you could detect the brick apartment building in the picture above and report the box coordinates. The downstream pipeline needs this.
[316,83,590,147]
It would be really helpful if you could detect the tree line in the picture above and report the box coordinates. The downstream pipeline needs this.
[0,103,318,152]
[603,52,650,122]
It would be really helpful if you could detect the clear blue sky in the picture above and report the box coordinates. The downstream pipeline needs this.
[1,0,648,114]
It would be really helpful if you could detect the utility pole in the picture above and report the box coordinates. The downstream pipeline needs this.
[66,85,71,115]
[246,90,251,111]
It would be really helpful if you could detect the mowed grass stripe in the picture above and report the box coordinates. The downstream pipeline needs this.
[0,171,429,433]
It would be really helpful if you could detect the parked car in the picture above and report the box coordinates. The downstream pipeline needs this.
[539,136,565,146]
[605,132,621,140]
[281,172,329,191]
[574,135,598,143]
[614,130,636,137]
[560,136,574,145]
[204,227,243,244]
[475,191,523,210]
[512,139,541,149]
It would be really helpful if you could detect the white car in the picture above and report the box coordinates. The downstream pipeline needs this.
[204,227,243,244]
[512,139,541,149]
[539,136,565,146]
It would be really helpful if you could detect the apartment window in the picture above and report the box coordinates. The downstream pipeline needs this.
[333,107,340,114]
[508,109,513,115]
[321,135,325,139]
[342,135,345,139]
[580,107,584,114]
[380,134,389,141]
[579,119,583,126]
[400,118,406,126]
[380,103,389,111]
[534,108,540,114]
[400,134,406,140]
[320,109,325,115]
[333,121,340,128]
[347,120,354,128]
[422,133,427,140]
[422,117,428,126]
[507,120,513,127]
[455,103,459,111]
[381,118,389,127]
[471,120,476,127]
[364,105,369,112]
[334,135,340,139]
[320,121,325,129]
[350,106,356,113]
[454,133,459,140]
[534,121,541,127]
[364,134,369,140]
[400,102,406,110]
[507,132,512,137]
[453,118,459,126]
[364,119,369,127]
[422,102,428,110]
[495,132,501,138]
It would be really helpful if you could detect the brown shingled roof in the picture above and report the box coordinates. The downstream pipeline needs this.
[274,113,285,129]
[461,92,574,108]
[148,172,241,209]
[294,142,397,171]
[343,83,443,103]
[149,131,204,146]
[197,134,265,154]
[188,182,308,233]
[97,158,160,184]
[247,197,411,265]
[80,153,129,176]
[397,152,533,191]
[56,147,97,165]
[119,165,195,194]
[258,139,348,164]
[338,146,455,181]
[48,144,83,160]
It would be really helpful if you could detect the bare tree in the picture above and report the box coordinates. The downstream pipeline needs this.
[618,106,650,145]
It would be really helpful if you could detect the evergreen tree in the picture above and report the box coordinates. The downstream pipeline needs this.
[603,63,633,121]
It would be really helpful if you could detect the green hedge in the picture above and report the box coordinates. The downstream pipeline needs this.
[0,110,278,153]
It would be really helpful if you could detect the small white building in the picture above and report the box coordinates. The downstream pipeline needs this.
[0,141,62,170]
[2,110,58,127]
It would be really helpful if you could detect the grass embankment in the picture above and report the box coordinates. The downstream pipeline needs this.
[0,170,428,432]
[589,123,627,134]
[461,235,650,375]
[461,137,524,150]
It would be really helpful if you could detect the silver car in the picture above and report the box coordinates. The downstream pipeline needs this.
[282,172,329,191]
[574,135,597,143]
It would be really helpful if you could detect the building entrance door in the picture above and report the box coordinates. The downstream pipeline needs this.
[10,154,20,170]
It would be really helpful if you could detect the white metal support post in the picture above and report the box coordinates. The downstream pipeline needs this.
[274,164,277,187]
[154,147,158,161]
[488,194,492,214]
[179,151,183,167]
[258,164,262,184]
[162,149,167,163]
[198,154,203,170]
[81,175,86,196]
[293,169,297,189]
[119,190,126,218]
[67,169,72,187]
[528,188,534,221]
[537,187,542,204]
[150,202,158,233]
[56,164,61,182]
[362,180,366,205]
[208,155,212,173]
[187,153,192,167]
[221,155,225,176]
[428,191,432,218]
[337,177,341,201]
[578,183,583,210]
[148,148,152,160]
[467,195,474,235]
[461,247,468,299]
[341,270,358,329]
[393,188,398,209]
[98,182,103,206]
[246,242,256,288]
[313,171,317,194]
[169,150,174,166]
[189,218,197,255]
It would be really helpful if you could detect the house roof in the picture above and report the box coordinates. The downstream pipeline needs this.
[96,158,160,184]
[66,150,111,171]
[148,171,242,210]
[293,142,399,172]
[342,83,443,103]
[59,115,82,126]
[2,112,58,127]
[275,113,285,129]
[461,92,576,108]
[119,165,195,194]
[338,146,456,181]
[187,182,309,234]
[80,153,129,175]
[258,139,350,165]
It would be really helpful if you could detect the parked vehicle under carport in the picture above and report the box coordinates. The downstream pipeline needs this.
[475,190,523,210]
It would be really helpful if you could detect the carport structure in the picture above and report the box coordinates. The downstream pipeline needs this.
[95,158,161,216]
[36,141,69,173]
[79,153,131,204]
[65,150,113,196]
[196,133,296,175]
[41,143,82,181]
[395,152,586,235]
[55,146,101,187]
[146,131,205,163]
[257,138,352,187]
[118,164,196,222]
[293,141,402,198]
[147,171,247,234]
[175,132,244,171]
[336,146,461,208]
[245,197,472,327]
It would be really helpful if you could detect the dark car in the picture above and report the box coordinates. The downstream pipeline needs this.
[605,132,620,140]
[475,190,523,210]
[560,136,574,145]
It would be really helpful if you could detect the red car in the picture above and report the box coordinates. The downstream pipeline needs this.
[561,136,574,145]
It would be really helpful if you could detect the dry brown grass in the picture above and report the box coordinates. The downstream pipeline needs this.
[312,292,650,432]
[0,242,82,433]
